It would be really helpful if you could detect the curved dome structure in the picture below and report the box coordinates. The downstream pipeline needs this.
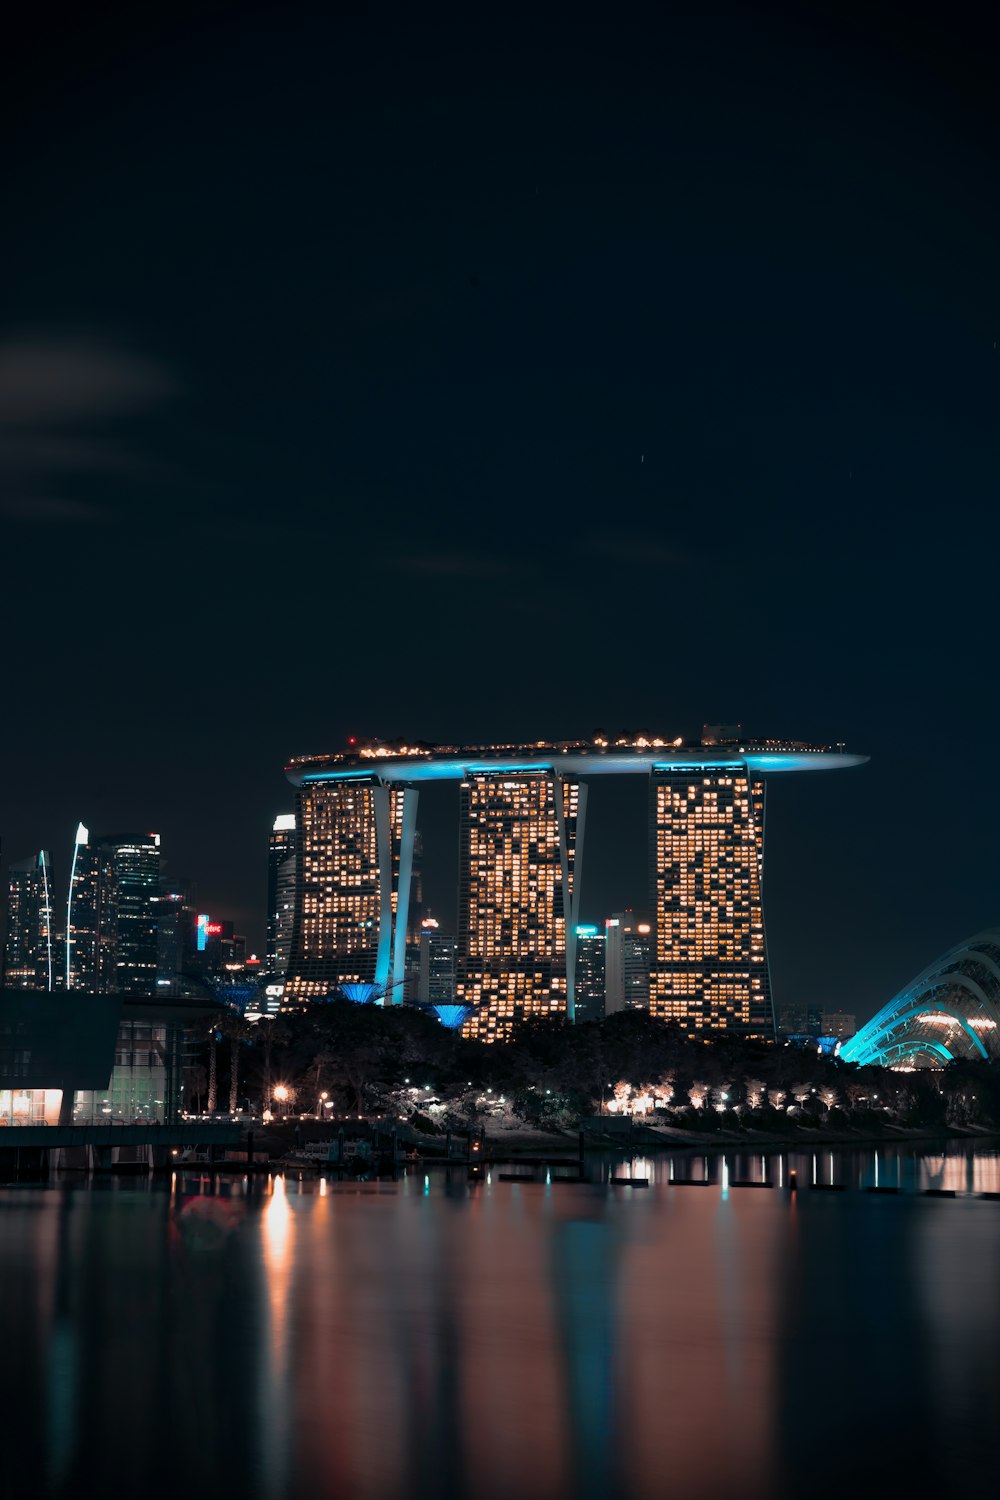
[840,930,1000,1068]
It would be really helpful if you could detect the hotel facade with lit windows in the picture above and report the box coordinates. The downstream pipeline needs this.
[283,732,866,1037]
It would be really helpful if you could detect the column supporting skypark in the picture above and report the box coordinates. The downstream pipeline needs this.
[283,774,417,1010]
[389,786,419,1002]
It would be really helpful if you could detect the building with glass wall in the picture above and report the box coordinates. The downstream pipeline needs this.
[574,925,606,1023]
[266,813,297,977]
[3,850,54,990]
[605,911,651,1015]
[417,918,457,1005]
[0,989,212,1125]
[65,828,160,994]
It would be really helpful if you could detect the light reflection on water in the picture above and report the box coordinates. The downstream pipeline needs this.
[0,1147,998,1500]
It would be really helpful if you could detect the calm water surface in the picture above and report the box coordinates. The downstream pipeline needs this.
[2,1145,999,1500]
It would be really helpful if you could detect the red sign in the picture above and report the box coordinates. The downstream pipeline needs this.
[205,922,224,936]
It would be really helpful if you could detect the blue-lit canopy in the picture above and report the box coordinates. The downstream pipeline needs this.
[432,1003,473,1030]
[337,982,386,1005]
[841,929,1000,1068]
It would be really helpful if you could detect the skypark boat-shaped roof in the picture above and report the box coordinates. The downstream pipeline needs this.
[285,737,868,786]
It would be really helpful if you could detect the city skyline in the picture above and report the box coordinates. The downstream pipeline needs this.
[2,9,999,1498]
[2,726,866,1032]
[2,3,998,1027]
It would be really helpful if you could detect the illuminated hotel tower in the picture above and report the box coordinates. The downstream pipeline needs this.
[457,772,586,1041]
[285,736,865,1034]
[648,766,772,1037]
[282,778,418,1007]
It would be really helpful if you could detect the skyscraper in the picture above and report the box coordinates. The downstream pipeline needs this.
[456,772,586,1041]
[65,828,160,994]
[605,912,651,1014]
[417,917,457,1005]
[152,880,198,988]
[574,925,606,1023]
[266,813,297,977]
[282,778,419,1008]
[648,768,772,1037]
[3,850,54,990]
[65,824,113,991]
[101,833,161,994]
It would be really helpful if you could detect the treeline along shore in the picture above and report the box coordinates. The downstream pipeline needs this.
[190,1001,1000,1142]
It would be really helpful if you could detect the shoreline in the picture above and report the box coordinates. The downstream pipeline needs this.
[477,1123,1000,1157]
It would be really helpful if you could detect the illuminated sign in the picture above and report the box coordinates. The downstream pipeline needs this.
[196,914,209,951]
[205,922,224,937]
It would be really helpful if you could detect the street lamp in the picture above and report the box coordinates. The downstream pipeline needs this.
[273,1084,290,1119]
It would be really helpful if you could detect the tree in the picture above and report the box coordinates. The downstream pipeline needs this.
[184,1062,207,1114]
[207,1025,219,1112]
[217,1011,253,1116]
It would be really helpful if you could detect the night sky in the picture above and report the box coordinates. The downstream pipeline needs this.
[2,2,998,1021]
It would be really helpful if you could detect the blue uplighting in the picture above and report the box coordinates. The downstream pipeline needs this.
[463,762,555,775]
[652,762,744,773]
[301,769,377,782]
[290,748,868,787]
[432,1004,474,1030]
[338,981,385,1004]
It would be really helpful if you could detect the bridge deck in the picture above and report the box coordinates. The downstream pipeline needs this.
[0,1123,242,1149]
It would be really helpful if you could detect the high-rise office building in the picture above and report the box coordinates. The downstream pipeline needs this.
[65,828,160,994]
[605,912,651,1014]
[193,916,247,975]
[648,769,772,1037]
[65,824,113,990]
[102,834,161,995]
[820,1010,856,1040]
[152,879,198,988]
[456,772,586,1041]
[779,1004,822,1037]
[266,813,297,977]
[417,917,457,1005]
[4,851,55,990]
[574,925,606,1023]
[283,779,419,1008]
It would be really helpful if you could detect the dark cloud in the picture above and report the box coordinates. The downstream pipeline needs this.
[0,496,107,522]
[0,336,174,424]
[385,550,517,578]
[589,536,694,568]
[0,333,175,512]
